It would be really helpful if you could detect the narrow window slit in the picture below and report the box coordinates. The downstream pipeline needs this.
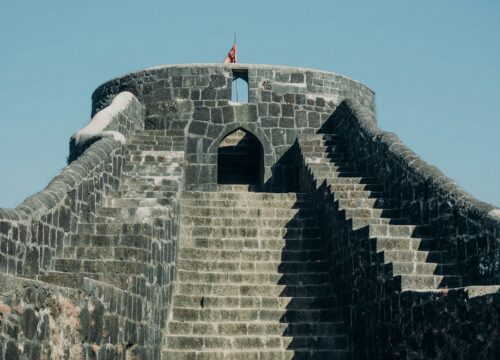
[231,69,249,103]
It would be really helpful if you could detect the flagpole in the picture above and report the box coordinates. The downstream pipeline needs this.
[234,31,238,102]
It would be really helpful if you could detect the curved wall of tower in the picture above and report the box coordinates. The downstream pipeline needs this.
[92,64,375,191]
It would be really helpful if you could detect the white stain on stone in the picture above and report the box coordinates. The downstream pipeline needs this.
[72,91,136,146]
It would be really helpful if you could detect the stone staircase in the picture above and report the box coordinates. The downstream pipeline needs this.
[299,134,462,290]
[38,129,185,292]
[162,186,350,359]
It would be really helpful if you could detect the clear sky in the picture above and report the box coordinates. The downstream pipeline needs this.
[0,0,499,208]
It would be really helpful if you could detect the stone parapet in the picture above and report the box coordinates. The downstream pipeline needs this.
[328,100,500,285]
[0,93,144,276]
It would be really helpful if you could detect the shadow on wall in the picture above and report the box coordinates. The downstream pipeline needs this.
[277,193,349,358]
[263,141,301,193]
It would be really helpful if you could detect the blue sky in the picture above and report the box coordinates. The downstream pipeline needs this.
[0,0,499,207]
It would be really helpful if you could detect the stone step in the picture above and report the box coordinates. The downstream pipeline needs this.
[171,295,337,310]
[349,217,410,229]
[300,145,347,155]
[216,185,263,192]
[310,170,359,178]
[181,206,316,219]
[76,223,159,236]
[161,349,350,360]
[380,249,450,264]
[182,226,321,239]
[63,245,147,261]
[305,159,351,167]
[337,197,395,209]
[164,335,347,351]
[299,134,343,141]
[167,320,344,337]
[181,216,318,228]
[178,248,326,263]
[344,208,400,219]
[369,237,438,252]
[180,199,313,208]
[332,190,391,199]
[177,259,329,274]
[54,258,146,275]
[119,183,179,192]
[114,190,177,198]
[299,136,344,144]
[308,167,358,175]
[389,262,458,275]
[353,224,431,238]
[175,282,333,297]
[177,270,330,285]
[329,183,385,191]
[327,177,380,185]
[109,197,174,207]
[183,237,326,251]
[66,233,154,248]
[303,150,348,160]
[301,145,347,153]
[170,307,341,323]
[395,274,462,290]
[182,191,309,201]
[99,206,170,220]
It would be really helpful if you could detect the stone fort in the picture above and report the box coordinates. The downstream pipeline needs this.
[0,63,499,359]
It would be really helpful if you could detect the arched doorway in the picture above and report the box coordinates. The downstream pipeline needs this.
[217,128,264,186]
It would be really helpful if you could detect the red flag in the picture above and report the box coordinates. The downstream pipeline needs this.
[224,43,237,63]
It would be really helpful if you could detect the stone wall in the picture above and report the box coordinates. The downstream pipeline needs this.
[1,64,498,358]
[326,100,500,285]
[297,100,500,359]
[0,92,143,277]
[0,273,152,359]
[91,64,375,191]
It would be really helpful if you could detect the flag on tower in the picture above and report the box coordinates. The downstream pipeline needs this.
[224,43,237,63]
[224,33,237,63]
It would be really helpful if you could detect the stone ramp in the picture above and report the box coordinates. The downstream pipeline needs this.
[162,190,350,359]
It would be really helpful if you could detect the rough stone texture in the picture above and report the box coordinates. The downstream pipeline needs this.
[0,273,143,359]
[325,100,500,286]
[0,64,498,359]
[0,92,144,277]
[91,64,375,192]
[297,124,499,358]
[163,188,350,359]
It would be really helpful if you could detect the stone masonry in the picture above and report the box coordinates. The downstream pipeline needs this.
[0,64,499,359]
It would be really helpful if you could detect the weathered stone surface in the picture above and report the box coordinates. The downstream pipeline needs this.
[0,64,498,359]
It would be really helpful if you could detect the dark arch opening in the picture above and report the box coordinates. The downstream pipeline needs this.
[217,128,264,186]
